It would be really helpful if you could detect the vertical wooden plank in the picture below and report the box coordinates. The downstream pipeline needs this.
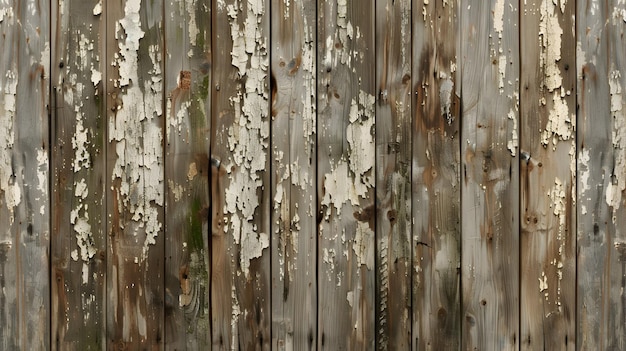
[270,0,317,349]
[411,0,461,349]
[577,1,626,349]
[51,0,106,349]
[317,0,375,349]
[163,0,212,348]
[375,0,411,349]
[520,0,576,349]
[210,0,271,348]
[106,0,165,348]
[460,0,520,349]
[0,0,50,349]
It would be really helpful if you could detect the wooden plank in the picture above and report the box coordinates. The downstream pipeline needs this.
[0,0,50,349]
[375,0,411,349]
[316,0,375,349]
[50,0,106,349]
[411,0,461,349]
[163,0,212,348]
[210,0,271,348]
[106,0,165,348]
[460,0,520,349]
[270,0,317,349]
[577,1,626,349]
[520,0,576,349]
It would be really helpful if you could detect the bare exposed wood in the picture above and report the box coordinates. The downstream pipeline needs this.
[577,1,626,349]
[375,0,412,349]
[317,0,375,349]
[51,0,106,349]
[163,0,212,348]
[270,0,317,349]
[520,0,576,349]
[0,0,50,350]
[411,0,461,349]
[460,0,520,349]
[106,0,165,348]
[210,0,271,348]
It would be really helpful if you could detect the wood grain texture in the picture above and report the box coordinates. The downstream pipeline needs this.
[0,0,50,350]
[411,0,461,349]
[520,0,576,349]
[270,0,317,349]
[577,1,626,349]
[106,0,165,348]
[375,0,412,349]
[460,0,520,349]
[51,0,106,349]
[210,0,271,348]
[317,0,375,349]
[163,0,212,348]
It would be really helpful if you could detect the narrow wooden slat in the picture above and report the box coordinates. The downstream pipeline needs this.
[411,0,461,349]
[316,0,375,348]
[210,0,271,348]
[520,0,576,349]
[270,0,317,349]
[375,0,412,349]
[577,1,626,349]
[106,0,165,348]
[0,1,50,349]
[51,0,106,349]
[460,0,520,349]
[163,0,212,348]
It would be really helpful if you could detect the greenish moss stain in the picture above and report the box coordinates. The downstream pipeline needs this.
[187,196,204,251]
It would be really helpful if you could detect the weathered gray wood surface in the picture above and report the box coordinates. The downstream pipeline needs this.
[106,0,165,348]
[521,0,576,349]
[51,0,106,349]
[375,0,412,349]
[317,0,376,349]
[210,0,271,348]
[270,0,317,349]
[461,0,520,349]
[0,0,50,350]
[411,0,461,349]
[577,0,626,350]
[6,0,626,349]
[164,0,212,348]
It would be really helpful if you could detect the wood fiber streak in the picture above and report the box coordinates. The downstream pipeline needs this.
[521,0,576,349]
[164,0,212,349]
[51,0,106,349]
[270,0,317,349]
[577,0,626,349]
[317,0,375,349]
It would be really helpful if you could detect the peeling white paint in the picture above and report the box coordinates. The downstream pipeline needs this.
[223,0,270,278]
[185,0,199,46]
[507,108,518,156]
[110,0,164,260]
[0,70,20,223]
[606,70,625,210]
[353,221,374,270]
[579,149,590,214]
[541,90,573,148]
[494,0,505,38]
[93,0,102,16]
[539,0,563,92]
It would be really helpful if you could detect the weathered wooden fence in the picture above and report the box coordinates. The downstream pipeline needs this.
[0,0,625,349]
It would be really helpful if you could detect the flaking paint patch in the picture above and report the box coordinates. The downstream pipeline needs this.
[223,0,269,278]
[353,221,374,269]
[110,0,164,260]
[539,0,563,92]
[606,70,625,210]
[578,149,590,214]
[542,89,574,148]
[0,70,20,223]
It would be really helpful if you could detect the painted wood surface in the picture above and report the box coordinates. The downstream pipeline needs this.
[164,0,212,348]
[270,0,317,349]
[521,0,577,349]
[317,0,375,349]
[51,0,106,349]
[6,1,626,350]
[577,0,626,349]
[375,0,412,349]
[210,0,271,348]
[461,0,520,349]
[106,0,165,348]
[411,0,461,349]
[0,0,50,350]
